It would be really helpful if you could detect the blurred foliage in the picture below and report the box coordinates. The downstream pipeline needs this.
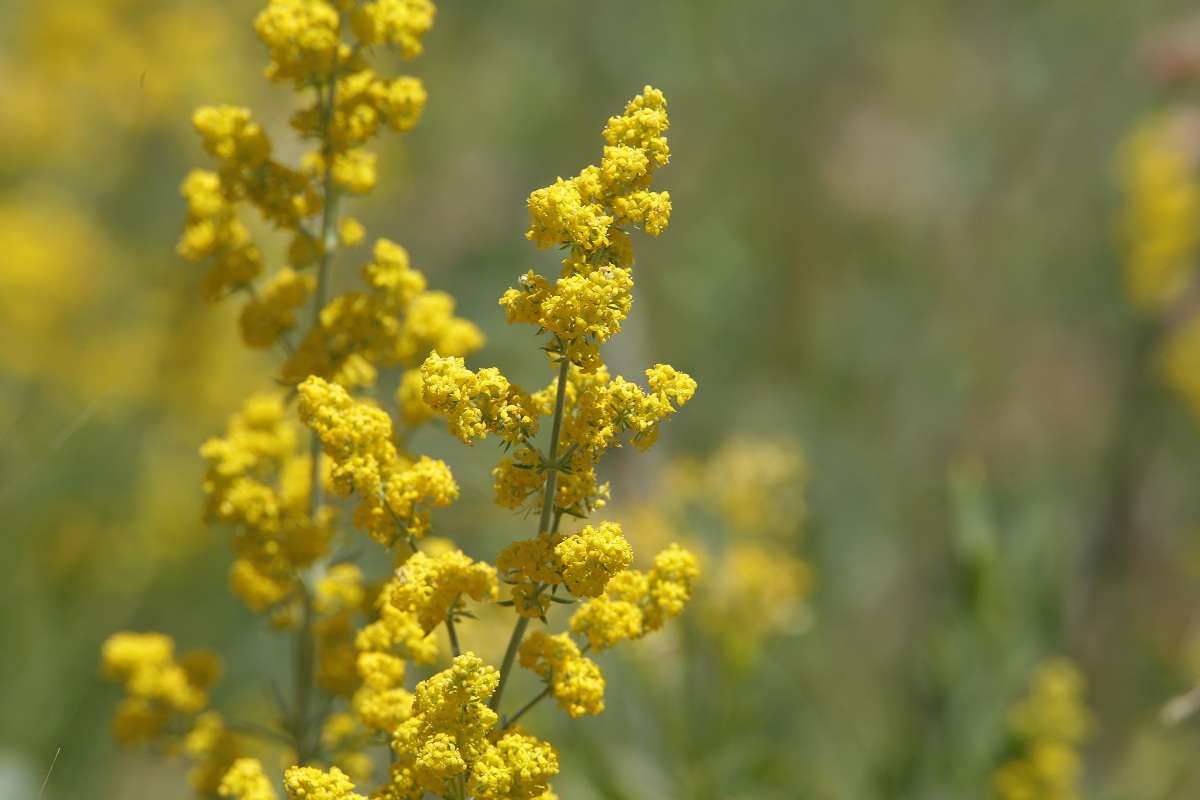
[10,0,1200,798]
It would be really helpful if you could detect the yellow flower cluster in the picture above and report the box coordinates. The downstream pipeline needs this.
[387,549,499,632]
[501,86,672,371]
[281,239,484,390]
[352,563,444,735]
[113,0,701,790]
[284,765,367,800]
[482,362,696,517]
[219,758,280,800]
[555,521,634,597]
[186,712,245,796]
[496,521,633,615]
[178,0,480,391]
[313,563,368,696]
[102,632,241,794]
[1121,114,1200,314]
[468,729,560,800]
[201,394,332,612]
[1119,113,1200,428]
[993,658,1092,800]
[298,376,459,547]
[649,437,815,665]
[352,636,417,736]
[518,632,606,718]
[568,544,699,651]
[385,654,559,799]
[421,353,540,445]
[101,632,217,742]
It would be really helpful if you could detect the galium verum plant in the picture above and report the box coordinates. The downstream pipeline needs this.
[100,1,698,798]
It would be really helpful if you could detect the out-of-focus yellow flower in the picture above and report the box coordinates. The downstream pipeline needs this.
[993,658,1092,800]
[220,758,280,800]
[1120,113,1200,314]
[519,631,606,719]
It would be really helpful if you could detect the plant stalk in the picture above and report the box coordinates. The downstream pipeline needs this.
[489,353,572,712]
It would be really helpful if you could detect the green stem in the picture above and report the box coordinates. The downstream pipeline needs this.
[446,610,461,658]
[536,354,573,538]
[488,353,573,712]
[292,63,342,767]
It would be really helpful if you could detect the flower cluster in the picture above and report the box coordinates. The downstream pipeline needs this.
[387,549,499,633]
[634,437,815,666]
[1120,113,1200,315]
[298,375,459,547]
[495,521,634,619]
[568,544,699,651]
[178,0,480,392]
[501,86,671,372]
[993,659,1092,800]
[201,394,332,613]
[281,239,484,390]
[421,354,539,445]
[1119,112,1200,426]
[101,632,241,794]
[469,361,697,518]
[387,654,559,800]
[412,83,698,794]
[282,765,367,800]
[101,632,218,742]
[518,632,606,719]
[219,758,279,800]
[106,3,697,796]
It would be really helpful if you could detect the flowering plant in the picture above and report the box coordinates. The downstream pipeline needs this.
[101,2,697,798]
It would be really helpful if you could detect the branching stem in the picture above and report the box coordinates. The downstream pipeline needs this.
[292,61,342,767]
[503,686,552,730]
[489,353,573,712]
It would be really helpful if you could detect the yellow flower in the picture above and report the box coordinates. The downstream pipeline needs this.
[421,352,539,445]
[392,654,501,795]
[349,0,437,59]
[284,765,367,800]
[255,0,345,88]
[238,267,315,349]
[567,544,698,649]
[554,521,632,598]
[468,729,560,800]
[518,632,606,719]
[1121,114,1200,314]
[993,658,1091,800]
[220,758,280,800]
[194,105,272,167]
[385,549,499,632]
[101,632,213,716]
[1010,659,1092,744]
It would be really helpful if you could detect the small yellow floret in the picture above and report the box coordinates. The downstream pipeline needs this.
[554,521,632,598]
[220,758,280,800]
[284,765,366,800]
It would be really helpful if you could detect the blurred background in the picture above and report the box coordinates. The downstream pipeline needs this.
[5,0,1200,798]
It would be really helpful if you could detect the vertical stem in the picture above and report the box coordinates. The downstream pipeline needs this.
[489,354,573,712]
[293,590,316,763]
[446,610,462,659]
[1071,322,1157,657]
[536,355,573,539]
[293,63,342,766]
